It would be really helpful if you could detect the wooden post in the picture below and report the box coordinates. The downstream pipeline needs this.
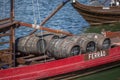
[10,0,15,67]
[29,0,70,35]
[19,21,73,36]
[10,0,14,22]
[10,27,15,52]
[10,26,15,67]
[10,0,15,52]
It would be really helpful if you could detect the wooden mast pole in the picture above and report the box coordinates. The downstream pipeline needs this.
[10,0,14,22]
[19,21,73,36]
[29,0,71,35]
[10,0,15,67]
[102,0,110,5]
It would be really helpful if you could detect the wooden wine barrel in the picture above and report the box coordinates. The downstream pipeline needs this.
[66,36,96,53]
[35,32,59,46]
[80,33,111,50]
[16,35,46,55]
[35,31,53,37]
[47,38,80,59]
[35,31,67,39]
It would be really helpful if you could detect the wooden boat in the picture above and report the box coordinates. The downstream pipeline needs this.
[71,0,120,25]
[0,46,120,80]
[0,0,120,79]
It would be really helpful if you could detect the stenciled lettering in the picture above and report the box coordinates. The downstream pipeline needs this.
[88,51,107,60]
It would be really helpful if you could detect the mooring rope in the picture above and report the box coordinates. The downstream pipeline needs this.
[32,0,37,26]
[36,0,47,62]
[31,0,46,62]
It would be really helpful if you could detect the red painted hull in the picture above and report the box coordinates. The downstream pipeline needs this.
[0,47,120,80]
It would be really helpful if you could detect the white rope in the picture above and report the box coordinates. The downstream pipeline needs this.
[32,0,46,62]
[36,0,46,62]
[36,0,41,23]
[72,0,76,3]
[32,0,37,25]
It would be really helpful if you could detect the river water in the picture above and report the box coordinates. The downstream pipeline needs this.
[0,0,89,49]
[0,0,120,79]
[76,66,120,80]
[14,0,89,37]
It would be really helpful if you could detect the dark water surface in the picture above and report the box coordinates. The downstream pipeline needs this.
[14,0,89,37]
[76,66,120,80]
[0,0,89,49]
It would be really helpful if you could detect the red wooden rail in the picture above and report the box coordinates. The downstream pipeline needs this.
[106,31,120,38]
[0,47,120,80]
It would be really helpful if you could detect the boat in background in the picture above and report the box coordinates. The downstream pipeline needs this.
[72,0,120,25]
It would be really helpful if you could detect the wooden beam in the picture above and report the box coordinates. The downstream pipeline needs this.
[0,42,10,45]
[0,18,10,22]
[0,33,11,37]
[0,21,17,29]
[19,21,73,36]
[10,0,14,22]
[30,0,71,34]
